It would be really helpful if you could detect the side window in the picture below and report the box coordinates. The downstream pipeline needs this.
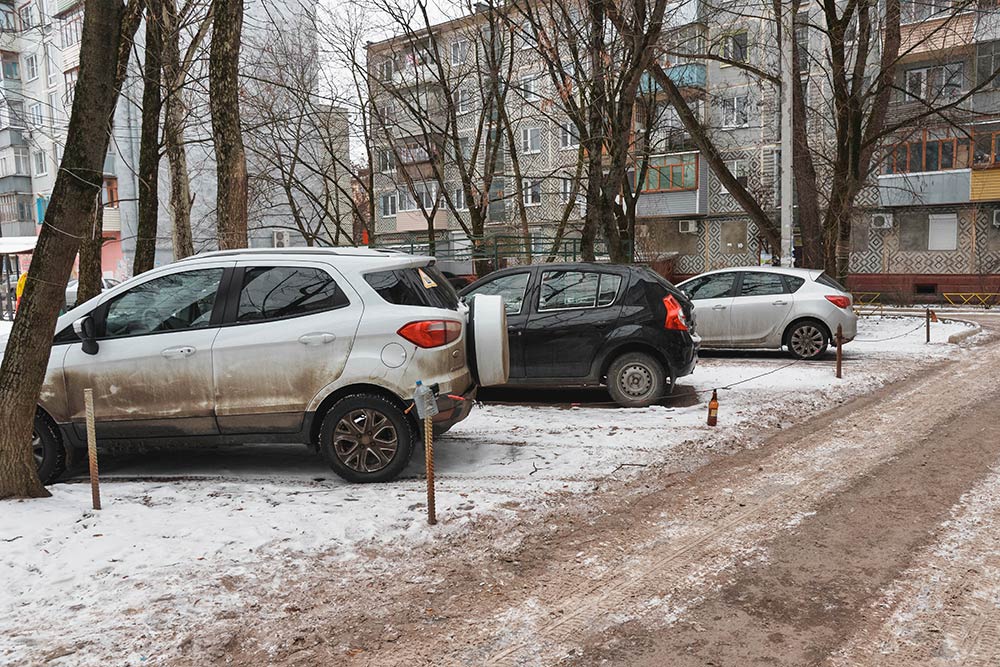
[784,275,805,292]
[103,268,224,338]
[236,266,348,323]
[539,271,599,310]
[739,272,786,297]
[467,272,530,315]
[597,274,622,306]
[685,273,736,300]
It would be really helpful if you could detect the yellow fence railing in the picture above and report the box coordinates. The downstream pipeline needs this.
[852,292,884,317]
[942,293,1000,308]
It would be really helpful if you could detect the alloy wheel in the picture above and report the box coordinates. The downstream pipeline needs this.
[333,409,399,473]
[791,325,825,358]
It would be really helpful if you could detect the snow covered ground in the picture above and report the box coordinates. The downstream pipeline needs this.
[0,315,981,665]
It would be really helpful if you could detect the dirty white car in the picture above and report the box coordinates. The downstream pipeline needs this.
[20,248,508,484]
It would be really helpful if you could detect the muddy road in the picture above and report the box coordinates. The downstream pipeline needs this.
[201,317,1000,667]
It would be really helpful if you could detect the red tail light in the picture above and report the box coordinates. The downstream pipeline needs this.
[663,295,688,331]
[825,295,851,309]
[397,320,462,348]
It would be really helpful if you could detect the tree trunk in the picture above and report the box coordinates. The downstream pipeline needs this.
[162,0,195,259]
[209,0,248,250]
[76,203,105,306]
[0,1,139,500]
[133,0,163,275]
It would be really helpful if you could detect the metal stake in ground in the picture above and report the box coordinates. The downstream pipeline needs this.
[413,380,439,526]
[83,388,101,511]
[926,308,931,343]
[836,324,843,379]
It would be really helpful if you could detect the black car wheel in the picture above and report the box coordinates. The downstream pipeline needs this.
[33,413,66,485]
[786,320,829,360]
[319,394,415,483]
[607,352,665,408]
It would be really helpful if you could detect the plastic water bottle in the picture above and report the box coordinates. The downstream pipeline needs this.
[413,380,439,419]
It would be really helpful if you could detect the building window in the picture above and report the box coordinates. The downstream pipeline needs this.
[103,178,119,208]
[901,0,953,23]
[721,95,749,128]
[44,42,56,87]
[973,131,1000,167]
[722,31,748,63]
[32,149,46,176]
[904,63,963,102]
[928,213,958,251]
[380,192,397,217]
[453,187,466,210]
[450,39,469,66]
[60,6,83,48]
[521,178,542,206]
[885,130,972,173]
[63,68,78,108]
[795,13,809,71]
[521,126,541,153]
[455,88,473,114]
[718,159,748,195]
[23,53,37,81]
[399,181,438,211]
[520,21,536,50]
[560,122,579,149]
[14,148,29,175]
[978,41,1000,90]
[520,76,539,102]
[456,135,472,161]
[0,6,14,30]
[47,92,57,125]
[27,102,42,126]
[643,153,698,192]
[377,149,394,173]
[18,2,34,29]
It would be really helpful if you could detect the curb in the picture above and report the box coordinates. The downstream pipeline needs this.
[947,321,983,345]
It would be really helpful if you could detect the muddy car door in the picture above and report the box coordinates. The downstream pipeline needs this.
[61,264,231,439]
[210,262,363,434]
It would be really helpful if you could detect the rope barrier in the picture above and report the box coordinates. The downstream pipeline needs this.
[850,322,927,344]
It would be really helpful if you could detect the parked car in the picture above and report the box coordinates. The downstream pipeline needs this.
[675,267,857,359]
[8,248,508,485]
[459,263,699,408]
[65,277,121,310]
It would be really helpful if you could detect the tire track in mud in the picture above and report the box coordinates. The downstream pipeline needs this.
[362,339,1000,666]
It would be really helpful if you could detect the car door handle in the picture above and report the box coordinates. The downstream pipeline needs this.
[161,346,196,359]
[712,304,728,310]
[507,327,522,336]
[772,300,789,305]
[298,332,337,346]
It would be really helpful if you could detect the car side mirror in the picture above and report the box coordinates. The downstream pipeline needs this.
[73,315,99,356]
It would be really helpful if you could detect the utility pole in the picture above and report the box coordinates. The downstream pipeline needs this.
[779,0,795,267]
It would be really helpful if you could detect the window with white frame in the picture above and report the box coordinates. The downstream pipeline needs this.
[521,178,542,206]
[378,58,394,82]
[47,92,57,125]
[18,3,34,29]
[378,149,394,173]
[521,126,541,153]
[456,135,472,161]
[32,149,46,176]
[979,41,1000,90]
[560,177,585,206]
[380,192,397,217]
[928,213,958,251]
[399,181,438,211]
[560,121,579,149]
[455,88,473,114]
[450,39,469,66]
[60,5,83,47]
[718,159,748,195]
[904,63,963,102]
[0,6,14,30]
[721,95,749,127]
[14,147,28,174]
[722,31,748,63]
[453,187,466,210]
[520,21,536,50]
[63,68,78,107]
[520,76,539,102]
[23,53,37,81]
[27,102,42,126]
[44,43,56,87]
[7,101,24,128]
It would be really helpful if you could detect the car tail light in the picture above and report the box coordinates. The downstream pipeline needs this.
[663,295,688,331]
[825,295,851,309]
[397,320,462,348]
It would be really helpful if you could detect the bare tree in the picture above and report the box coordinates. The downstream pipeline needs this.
[209,0,247,249]
[133,0,166,274]
[0,1,142,499]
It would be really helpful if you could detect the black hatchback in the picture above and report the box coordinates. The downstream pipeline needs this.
[460,263,698,407]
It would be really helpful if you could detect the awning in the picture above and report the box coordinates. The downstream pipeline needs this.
[0,236,38,255]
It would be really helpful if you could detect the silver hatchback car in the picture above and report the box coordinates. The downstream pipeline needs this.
[676,267,857,359]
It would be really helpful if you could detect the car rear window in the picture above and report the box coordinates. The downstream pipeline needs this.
[815,273,847,292]
[365,265,460,310]
[784,275,805,292]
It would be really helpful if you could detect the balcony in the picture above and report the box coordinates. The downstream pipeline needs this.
[0,174,31,194]
[971,169,1000,201]
[640,63,707,93]
[394,209,448,233]
[877,169,971,207]
[635,151,708,218]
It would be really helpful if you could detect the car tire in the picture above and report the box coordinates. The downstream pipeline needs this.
[33,413,66,485]
[607,352,666,408]
[318,394,415,483]
[786,319,829,360]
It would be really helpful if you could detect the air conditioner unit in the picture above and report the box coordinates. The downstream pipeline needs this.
[272,230,291,248]
[993,210,1000,229]
[871,213,894,229]
[678,220,699,234]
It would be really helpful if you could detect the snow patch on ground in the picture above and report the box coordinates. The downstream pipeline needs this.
[0,315,979,665]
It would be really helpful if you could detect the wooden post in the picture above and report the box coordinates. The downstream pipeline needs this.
[835,324,843,379]
[83,388,101,510]
[424,416,436,525]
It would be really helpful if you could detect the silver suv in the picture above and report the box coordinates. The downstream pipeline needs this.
[15,248,508,484]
